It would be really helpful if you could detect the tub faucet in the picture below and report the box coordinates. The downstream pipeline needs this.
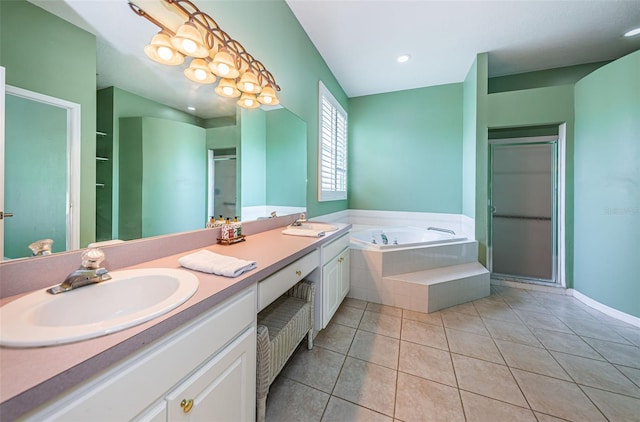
[47,248,111,295]
[380,233,389,245]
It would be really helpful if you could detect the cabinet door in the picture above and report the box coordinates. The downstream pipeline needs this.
[165,327,256,422]
[323,254,341,327]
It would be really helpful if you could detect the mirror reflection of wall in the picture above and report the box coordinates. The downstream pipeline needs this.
[4,94,67,259]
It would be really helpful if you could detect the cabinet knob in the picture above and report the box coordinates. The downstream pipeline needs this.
[295,270,302,277]
[180,398,194,413]
[338,257,344,263]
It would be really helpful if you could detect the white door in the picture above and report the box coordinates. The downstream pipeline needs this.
[0,66,5,259]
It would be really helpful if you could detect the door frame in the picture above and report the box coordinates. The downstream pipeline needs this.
[487,126,566,287]
[3,84,81,255]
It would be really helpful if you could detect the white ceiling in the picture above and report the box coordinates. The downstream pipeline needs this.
[27,0,640,117]
[286,0,640,97]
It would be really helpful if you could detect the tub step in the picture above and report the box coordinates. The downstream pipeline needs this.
[383,262,490,313]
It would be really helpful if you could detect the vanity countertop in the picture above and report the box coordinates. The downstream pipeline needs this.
[0,223,350,420]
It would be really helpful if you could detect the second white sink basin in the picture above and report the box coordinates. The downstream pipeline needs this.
[0,268,199,348]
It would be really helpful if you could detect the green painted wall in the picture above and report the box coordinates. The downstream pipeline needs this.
[97,86,203,239]
[574,50,640,317]
[209,1,348,217]
[487,84,575,284]
[1,0,96,247]
[266,108,307,207]
[489,61,609,94]
[4,95,67,258]
[240,109,267,207]
[348,84,463,213]
[119,117,206,240]
[462,57,478,218]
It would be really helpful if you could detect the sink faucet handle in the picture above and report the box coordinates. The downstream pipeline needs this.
[81,248,106,269]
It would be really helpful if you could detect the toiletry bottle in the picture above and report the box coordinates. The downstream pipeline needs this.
[207,216,215,228]
[233,216,242,237]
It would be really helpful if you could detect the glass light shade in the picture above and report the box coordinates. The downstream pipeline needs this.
[184,58,216,84]
[209,50,240,78]
[170,21,209,58]
[237,92,260,109]
[237,71,261,94]
[214,78,241,98]
[144,31,184,65]
[257,86,279,105]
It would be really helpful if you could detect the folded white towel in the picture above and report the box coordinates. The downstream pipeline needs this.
[281,228,327,238]
[179,250,257,278]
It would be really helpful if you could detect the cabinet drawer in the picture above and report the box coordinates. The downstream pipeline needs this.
[257,250,319,311]
[322,233,350,265]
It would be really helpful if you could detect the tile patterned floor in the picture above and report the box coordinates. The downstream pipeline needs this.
[265,285,640,421]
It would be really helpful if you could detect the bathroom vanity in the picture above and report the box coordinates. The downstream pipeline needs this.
[0,218,350,421]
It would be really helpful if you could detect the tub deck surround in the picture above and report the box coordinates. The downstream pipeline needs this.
[0,221,351,421]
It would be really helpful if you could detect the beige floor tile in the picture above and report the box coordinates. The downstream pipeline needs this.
[474,301,519,322]
[551,351,640,398]
[530,327,604,360]
[560,317,632,344]
[403,309,443,327]
[266,377,330,422]
[343,297,368,310]
[502,296,548,313]
[398,341,457,387]
[282,346,346,393]
[332,304,365,328]
[534,411,574,422]
[513,309,573,333]
[314,322,356,354]
[401,319,448,350]
[446,328,505,364]
[321,396,392,422]
[333,357,397,417]
[582,337,640,369]
[495,339,571,381]
[460,390,536,422]
[442,311,489,336]
[511,368,606,421]
[395,372,465,422]
[483,318,543,348]
[452,354,528,407]
[366,302,403,317]
[441,301,479,316]
[348,330,400,369]
[359,310,402,338]
[582,385,640,422]
[615,326,640,347]
[616,364,640,387]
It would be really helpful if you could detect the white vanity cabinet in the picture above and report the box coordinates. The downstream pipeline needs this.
[23,287,257,422]
[321,233,350,328]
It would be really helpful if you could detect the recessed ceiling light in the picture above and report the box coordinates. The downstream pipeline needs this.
[187,106,196,111]
[397,54,411,63]
[624,27,640,37]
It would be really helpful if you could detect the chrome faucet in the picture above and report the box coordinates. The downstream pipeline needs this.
[290,213,307,227]
[47,248,112,294]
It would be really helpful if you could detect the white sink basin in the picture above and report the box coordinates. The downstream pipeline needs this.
[0,268,199,348]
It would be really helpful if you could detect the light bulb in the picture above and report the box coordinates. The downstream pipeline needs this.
[262,96,273,104]
[158,46,173,61]
[217,63,230,76]
[222,86,234,96]
[244,98,254,107]
[244,82,255,92]
[194,68,207,81]
[182,39,197,54]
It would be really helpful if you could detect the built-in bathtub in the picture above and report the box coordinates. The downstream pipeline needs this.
[349,226,489,312]
[350,226,467,250]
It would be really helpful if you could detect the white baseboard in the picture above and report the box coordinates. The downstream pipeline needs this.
[570,289,640,328]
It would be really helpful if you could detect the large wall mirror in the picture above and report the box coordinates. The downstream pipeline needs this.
[1,0,307,260]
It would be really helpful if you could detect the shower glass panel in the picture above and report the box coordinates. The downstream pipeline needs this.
[490,140,557,283]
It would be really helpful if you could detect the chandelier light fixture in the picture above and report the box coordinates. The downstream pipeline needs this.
[130,0,280,109]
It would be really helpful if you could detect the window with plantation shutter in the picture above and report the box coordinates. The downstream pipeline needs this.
[318,81,347,201]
